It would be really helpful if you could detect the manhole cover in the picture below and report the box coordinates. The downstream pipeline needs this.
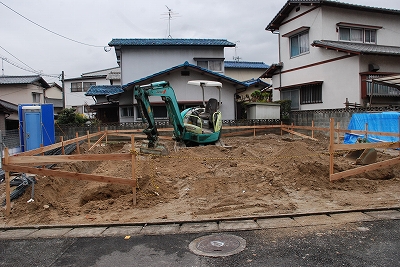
[189,234,246,257]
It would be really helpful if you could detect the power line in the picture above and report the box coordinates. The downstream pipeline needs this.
[0,55,59,78]
[0,1,109,49]
[0,44,37,72]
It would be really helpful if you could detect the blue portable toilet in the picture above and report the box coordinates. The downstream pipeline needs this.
[18,104,55,152]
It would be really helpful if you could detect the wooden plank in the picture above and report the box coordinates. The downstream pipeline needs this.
[221,129,254,137]
[88,132,107,151]
[7,153,132,165]
[18,131,105,156]
[1,164,136,186]
[333,141,400,151]
[330,157,400,181]
[281,128,318,141]
[335,128,400,137]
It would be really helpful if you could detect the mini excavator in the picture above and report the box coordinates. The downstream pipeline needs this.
[134,80,223,154]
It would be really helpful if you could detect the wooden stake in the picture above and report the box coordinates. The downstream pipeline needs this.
[311,120,314,139]
[336,122,340,144]
[329,118,335,181]
[105,127,108,144]
[4,147,10,216]
[280,121,283,136]
[61,136,65,155]
[131,135,137,205]
[75,132,80,154]
[87,130,90,147]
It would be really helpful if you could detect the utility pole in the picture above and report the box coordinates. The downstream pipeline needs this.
[61,71,65,109]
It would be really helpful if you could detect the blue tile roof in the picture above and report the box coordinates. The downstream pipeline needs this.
[242,78,271,87]
[85,85,123,96]
[120,61,247,92]
[109,38,236,47]
[224,61,269,69]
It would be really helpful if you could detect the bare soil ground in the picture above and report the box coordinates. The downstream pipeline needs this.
[1,133,399,226]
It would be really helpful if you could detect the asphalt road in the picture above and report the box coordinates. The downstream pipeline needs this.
[1,219,399,267]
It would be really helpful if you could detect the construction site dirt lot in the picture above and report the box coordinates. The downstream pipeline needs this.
[1,133,400,226]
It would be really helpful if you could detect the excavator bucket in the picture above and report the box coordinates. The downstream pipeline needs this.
[346,148,377,165]
[139,141,169,156]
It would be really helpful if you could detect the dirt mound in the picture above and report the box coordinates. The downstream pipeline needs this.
[1,134,399,226]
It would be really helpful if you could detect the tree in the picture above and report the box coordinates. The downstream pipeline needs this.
[56,108,88,124]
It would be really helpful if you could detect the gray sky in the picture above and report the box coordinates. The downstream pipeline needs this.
[1,0,400,84]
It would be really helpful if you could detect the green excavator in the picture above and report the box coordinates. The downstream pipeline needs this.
[134,80,223,154]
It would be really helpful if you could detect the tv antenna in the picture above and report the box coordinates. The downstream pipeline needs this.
[161,5,179,38]
[233,41,241,62]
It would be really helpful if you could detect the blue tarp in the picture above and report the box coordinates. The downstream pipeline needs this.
[343,112,400,144]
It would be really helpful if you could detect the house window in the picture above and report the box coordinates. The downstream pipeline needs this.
[32,93,40,103]
[300,83,322,104]
[83,82,96,92]
[197,60,223,72]
[339,27,376,44]
[71,82,82,92]
[121,107,133,117]
[136,106,168,119]
[281,89,300,110]
[290,31,309,58]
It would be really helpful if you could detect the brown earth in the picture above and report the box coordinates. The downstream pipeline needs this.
[1,133,399,226]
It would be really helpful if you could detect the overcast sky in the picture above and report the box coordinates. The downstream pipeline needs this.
[1,0,400,84]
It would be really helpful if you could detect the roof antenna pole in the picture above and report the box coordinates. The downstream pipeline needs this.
[1,57,5,76]
[166,5,172,38]
[233,41,241,62]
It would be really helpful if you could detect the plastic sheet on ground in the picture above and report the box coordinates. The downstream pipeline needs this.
[343,112,400,144]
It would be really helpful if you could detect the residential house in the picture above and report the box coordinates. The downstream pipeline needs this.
[0,99,18,130]
[224,61,270,82]
[109,39,235,83]
[0,75,50,129]
[85,85,123,123]
[64,67,120,118]
[263,0,400,110]
[45,82,63,115]
[106,38,253,121]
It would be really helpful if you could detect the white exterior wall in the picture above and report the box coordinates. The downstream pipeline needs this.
[224,69,267,82]
[64,77,110,115]
[120,46,224,84]
[272,5,400,110]
[0,84,44,105]
[45,86,62,99]
[119,72,237,122]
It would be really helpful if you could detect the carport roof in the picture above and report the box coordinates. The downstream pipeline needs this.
[372,75,400,90]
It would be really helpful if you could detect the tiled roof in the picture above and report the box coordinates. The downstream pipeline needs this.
[109,38,235,47]
[0,99,18,112]
[121,61,247,92]
[224,61,269,69]
[312,40,400,56]
[0,75,50,88]
[85,85,123,96]
[266,0,400,32]
[242,78,271,87]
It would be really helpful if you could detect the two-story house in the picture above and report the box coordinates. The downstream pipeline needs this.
[64,67,120,118]
[0,75,50,129]
[106,38,253,121]
[263,0,400,110]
